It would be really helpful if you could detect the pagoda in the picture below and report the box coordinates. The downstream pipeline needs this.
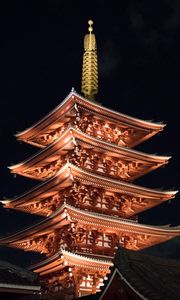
[0,20,179,299]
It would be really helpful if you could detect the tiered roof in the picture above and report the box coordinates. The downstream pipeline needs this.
[9,127,170,181]
[1,202,180,253]
[1,163,177,217]
[15,91,165,148]
[31,250,112,276]
[0,20,179,298]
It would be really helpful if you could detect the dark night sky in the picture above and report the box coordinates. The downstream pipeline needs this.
[0,0,180,265]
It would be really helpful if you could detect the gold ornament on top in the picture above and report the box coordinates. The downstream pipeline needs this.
[88,19,93,32]
[81,20,98,101]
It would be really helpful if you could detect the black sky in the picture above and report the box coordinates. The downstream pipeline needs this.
[0,0,180,265]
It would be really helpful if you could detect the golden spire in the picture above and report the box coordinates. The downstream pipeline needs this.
[81,20,98,101]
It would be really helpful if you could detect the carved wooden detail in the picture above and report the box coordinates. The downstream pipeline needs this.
[63,183,149,218]
[44,267,75,295]
[69,145,145,181]
[22,193,62,215]
[23,143,151,181]
[6,95,170,300]
[20,182,151,218]
[44,265,107,296]
[35,124,68,146]
[24,158,64,180]
[12,223,158,258]
[13,234,56,255]
[74,112,141,147]
[28,108,145,148]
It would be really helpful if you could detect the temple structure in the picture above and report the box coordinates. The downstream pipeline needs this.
[0,260,40,299]
[0,20,179,299]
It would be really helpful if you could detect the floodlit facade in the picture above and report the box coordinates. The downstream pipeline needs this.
[0,20,179,299]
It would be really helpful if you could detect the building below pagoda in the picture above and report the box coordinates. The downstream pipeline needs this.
[0,259,40,300]
[79,247,180,300]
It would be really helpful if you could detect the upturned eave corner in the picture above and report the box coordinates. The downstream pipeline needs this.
[1,19,179,299]
[14,89,165,147]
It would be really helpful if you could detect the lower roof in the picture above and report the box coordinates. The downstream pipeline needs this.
[15,90,165,142]
[0,259,40,294]
[1,162,177,208]
[30,249,112,276]
[98,247,180,300]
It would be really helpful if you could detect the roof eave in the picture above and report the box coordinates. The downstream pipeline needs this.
[15,90,165,141]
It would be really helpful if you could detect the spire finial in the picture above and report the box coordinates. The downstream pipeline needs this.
[88,20,93,33]
[81,20,98,101]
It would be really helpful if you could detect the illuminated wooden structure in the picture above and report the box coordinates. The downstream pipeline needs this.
[0,20,179,299]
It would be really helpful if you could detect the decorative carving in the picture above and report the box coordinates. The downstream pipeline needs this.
[67,145,144,181]
[45,267,75,295]
[25,158,64,180]
[65,183,148,218]
[44,265,108,297]
[74,113,139,147]
[26,193,62,215]
[27,109,142,149]
[22,129,153,182]
[119,233,154,250]
[35,124,68,146]
[21,182,149,217]
[12,227,158,257]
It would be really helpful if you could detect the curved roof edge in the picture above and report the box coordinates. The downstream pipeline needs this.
[9,127,171,171]
[1,163,178,206]
[0,202,180,245]
[30,249,113,272]
[15,90,165,139]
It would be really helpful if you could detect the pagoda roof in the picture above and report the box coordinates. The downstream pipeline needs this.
[9,127,170,181]
[30,249,112,276]
[0,202,180,249]
[1,163,177,214]
[15,91,165,146]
